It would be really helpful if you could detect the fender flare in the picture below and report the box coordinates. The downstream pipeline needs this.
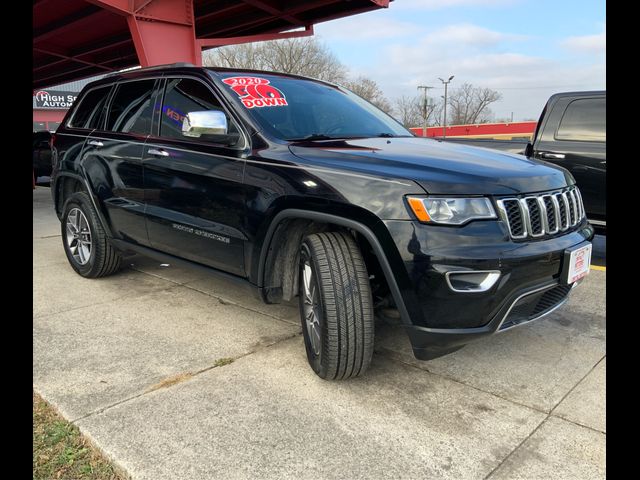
[258,209,412,327]
[54,171,114,238]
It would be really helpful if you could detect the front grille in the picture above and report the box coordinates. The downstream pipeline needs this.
[499,284,573,331]
[496,186,585,240]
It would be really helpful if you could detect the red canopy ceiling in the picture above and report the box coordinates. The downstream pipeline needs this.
[33,0,390,89]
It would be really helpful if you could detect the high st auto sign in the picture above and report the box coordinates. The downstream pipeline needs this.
[34,90,78,109]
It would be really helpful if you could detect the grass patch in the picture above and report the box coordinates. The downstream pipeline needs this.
[214,357,234,367]
[33,392,125,480]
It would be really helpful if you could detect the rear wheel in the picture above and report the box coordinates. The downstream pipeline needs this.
[298,232,374,380]
[61,192,122,278]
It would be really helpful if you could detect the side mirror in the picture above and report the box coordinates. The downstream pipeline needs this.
[182,110,228,138]
[524,142,533,157]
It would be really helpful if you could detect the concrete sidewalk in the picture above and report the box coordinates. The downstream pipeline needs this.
[33,187,605,479]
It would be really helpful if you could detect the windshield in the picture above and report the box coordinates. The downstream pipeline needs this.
[213,72,412,141]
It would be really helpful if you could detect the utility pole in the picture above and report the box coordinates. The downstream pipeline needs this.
[438,75,454,139]
[417,85,433,138]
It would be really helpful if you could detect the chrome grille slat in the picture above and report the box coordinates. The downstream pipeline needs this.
[575,189,585,219]
[561,193,571,229]
[566,192,574,226]
[567,190,578,226]
[537,196,549,234]
[497,186,585,240]
[543,195,558,234]
[549,195,561,234]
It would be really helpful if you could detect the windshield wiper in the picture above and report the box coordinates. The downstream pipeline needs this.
[376,133,396,138]
[287,134,336,142]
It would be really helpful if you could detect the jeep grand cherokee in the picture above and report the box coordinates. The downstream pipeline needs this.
[51,64,594,380]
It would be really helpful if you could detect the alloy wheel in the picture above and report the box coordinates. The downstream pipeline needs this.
[65,208,92,265]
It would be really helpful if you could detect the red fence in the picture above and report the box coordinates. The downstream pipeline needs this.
[410,121,537,139]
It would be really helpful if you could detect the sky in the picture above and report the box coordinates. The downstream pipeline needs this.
[313,0,606,121]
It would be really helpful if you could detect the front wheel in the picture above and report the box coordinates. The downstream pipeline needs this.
[298,232,374,380]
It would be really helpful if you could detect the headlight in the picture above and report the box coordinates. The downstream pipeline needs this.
[407,196,496,225]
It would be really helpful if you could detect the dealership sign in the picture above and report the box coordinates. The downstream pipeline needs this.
[34,90,78,109]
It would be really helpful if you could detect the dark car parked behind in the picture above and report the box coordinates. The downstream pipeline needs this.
[525,91,606,232]
[33,130,53,178]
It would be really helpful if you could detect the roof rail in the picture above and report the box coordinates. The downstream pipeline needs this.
[105,62,197,77]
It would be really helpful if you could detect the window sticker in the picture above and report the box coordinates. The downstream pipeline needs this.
[222,76,288,109]
[163,105,186,126]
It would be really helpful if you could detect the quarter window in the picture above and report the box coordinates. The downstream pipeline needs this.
[106,80,156,134]
[68,86,112,130]
[160,78,241,146]
[556,98,606,142]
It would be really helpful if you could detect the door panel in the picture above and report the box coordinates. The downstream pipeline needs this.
[143,77,247,276]
[78,78,159,245]
[534,96,606,221]
[535,141,605,219]
[81,132,149,244]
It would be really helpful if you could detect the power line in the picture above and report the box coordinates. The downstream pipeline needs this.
[424,84,603,90]
[494,85,605,90]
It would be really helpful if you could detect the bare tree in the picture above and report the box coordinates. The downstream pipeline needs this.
[393,95,443,129]
[447,83,502,125]
[203,37,348,84]
[343,76,392,114]
[394,95,422,128]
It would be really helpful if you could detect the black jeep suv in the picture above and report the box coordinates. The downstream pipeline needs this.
[51,64,594,380]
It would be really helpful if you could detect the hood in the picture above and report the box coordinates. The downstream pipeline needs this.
[289,137,572,195]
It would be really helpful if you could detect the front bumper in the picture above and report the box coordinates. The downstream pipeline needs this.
[382,218,594,360]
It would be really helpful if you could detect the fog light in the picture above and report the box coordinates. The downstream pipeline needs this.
[445,271,501,293]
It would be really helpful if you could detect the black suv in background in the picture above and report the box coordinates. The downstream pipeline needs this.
[51,64,594,380]
[525,91,606,232]
[33,130,53,178]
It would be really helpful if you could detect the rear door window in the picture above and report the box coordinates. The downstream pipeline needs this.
[106,80,156,135]
[68,85,112,129]
[555,98,606,142]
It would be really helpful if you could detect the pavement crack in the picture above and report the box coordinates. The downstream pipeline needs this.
[129,266,299,327]
[482,415,548,480]
[482,354,606,480]
[181,282,299,326]
[33,284,182,320]
[549,355,605,416]
[146,372,195,393]
[71,332,301,424]
[375,347,551,415]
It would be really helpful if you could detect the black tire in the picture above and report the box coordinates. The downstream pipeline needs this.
[61,191,122,278]
[298,231,374,380]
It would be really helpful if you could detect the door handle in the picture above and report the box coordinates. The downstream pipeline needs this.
[88,140,103,148]
[540,152,565,159]
[148,148,169,157]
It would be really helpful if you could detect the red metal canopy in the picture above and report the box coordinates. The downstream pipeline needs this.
[34,0,390,89]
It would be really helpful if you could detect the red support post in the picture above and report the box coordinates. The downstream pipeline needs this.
[126,0,200,66]
[87,1,318,68]
[90,0,201,66]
